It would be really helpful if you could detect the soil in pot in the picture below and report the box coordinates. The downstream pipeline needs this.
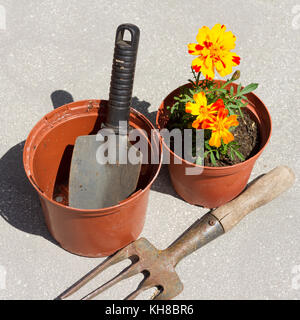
[167,108,261,168]
[204,110,260,167]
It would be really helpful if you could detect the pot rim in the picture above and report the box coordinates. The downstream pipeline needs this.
[23,99,162,214]
[156,81,272,171]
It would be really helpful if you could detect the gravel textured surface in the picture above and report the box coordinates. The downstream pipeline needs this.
[0,0,299,300]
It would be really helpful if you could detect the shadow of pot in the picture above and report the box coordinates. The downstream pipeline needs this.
[156,82,272,209]
[23,100,162,257]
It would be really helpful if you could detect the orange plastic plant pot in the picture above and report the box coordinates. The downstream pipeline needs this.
[156,82,272,208]
[23,100,162,257]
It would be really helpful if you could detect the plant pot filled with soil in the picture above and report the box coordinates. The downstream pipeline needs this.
[156,24,272,208]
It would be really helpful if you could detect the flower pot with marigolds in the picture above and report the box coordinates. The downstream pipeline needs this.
[156,24,272,208]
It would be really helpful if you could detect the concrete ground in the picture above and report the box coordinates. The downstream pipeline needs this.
[0,0,299,300]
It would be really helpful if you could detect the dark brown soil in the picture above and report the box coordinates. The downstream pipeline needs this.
[204,110,260,167]
[167,109,261,167]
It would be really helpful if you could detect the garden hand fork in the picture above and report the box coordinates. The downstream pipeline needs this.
[56,166,295,300]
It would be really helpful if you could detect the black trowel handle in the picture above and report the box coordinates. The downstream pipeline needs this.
[105,24,140,134]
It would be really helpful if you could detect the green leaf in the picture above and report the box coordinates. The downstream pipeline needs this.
[210,152,217,166]
[205,140,212,150]
[203,151,210,158]
[239,83,259,95]
[236,100,244,107]
[214,88,227,94]
[221,79,233,89]
[220,143,228,155]
[230,141,238,147]
[188,79,196,87]
[238,107,244,118]
[229,147,234,161]
[233,149,245,161]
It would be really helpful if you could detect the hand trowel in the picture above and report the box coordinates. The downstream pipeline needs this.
[69,24,142,209]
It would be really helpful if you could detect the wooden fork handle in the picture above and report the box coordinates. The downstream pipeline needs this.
[212,166,295,232]
[166,166,295,266]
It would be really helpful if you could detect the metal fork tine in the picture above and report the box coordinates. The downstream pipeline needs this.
[152,291,164,300]
[81,262,142,300]
[56,245,136,300]
[152,289,177,301]
[125,283,154,300]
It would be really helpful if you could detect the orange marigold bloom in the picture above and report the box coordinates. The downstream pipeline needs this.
[202,108,239,147]
[188,24,241,80]
[185,92,223,129]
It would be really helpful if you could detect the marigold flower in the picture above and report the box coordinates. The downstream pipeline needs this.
[188,24,241,80]
[202,108,239,147]
[185,92,223,129]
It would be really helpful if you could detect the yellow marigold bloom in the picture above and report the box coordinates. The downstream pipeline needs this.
[188,24,241,80]
[202,108,239,148]
[185,92,222,129]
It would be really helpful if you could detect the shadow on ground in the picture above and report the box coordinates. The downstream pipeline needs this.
[131,96,180,199]
[51,90,74,109]
[0,90,75,243]
[0,141,57,244]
